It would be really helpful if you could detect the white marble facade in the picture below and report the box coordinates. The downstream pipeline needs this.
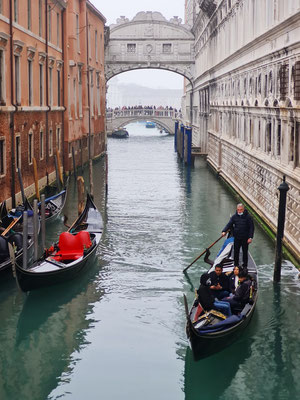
[183,0,300,261]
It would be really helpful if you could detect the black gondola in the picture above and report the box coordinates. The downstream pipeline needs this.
[39,182,68,223]
[0,199,38,275]
[184,237,258,361]
[14,193,103,292]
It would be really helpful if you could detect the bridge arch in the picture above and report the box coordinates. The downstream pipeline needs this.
[105,12,195,84]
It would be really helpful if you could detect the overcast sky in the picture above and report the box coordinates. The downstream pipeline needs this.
[92,0,185,90]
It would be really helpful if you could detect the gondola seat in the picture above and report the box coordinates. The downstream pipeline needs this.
[52,231,91,261]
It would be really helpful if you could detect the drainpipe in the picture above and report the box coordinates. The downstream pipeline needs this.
[45,0,50,185]
[9,0,17,207]
[61,7,65,176]
[86,9,91,160]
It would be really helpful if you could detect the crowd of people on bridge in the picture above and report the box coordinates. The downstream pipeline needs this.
[106,105,182,118]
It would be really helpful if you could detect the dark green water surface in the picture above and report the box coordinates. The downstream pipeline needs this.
[0,123,299,400]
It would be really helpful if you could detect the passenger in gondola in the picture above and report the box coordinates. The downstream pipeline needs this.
[227,265,241,294]
[222,269,252,312]
[208,264,230,300]
[197,273,232,317]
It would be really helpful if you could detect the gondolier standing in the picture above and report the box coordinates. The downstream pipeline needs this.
[222,204,254,269]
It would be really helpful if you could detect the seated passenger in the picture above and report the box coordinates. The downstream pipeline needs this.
[209,264,230,300]
[223,269,251,312]
[228,265,241,294]
[197,273,232,317]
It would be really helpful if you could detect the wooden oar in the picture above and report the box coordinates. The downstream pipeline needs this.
[1,215,22,236]
[183,233,226,273]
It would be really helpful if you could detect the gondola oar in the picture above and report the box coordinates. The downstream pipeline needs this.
[1,215,22,236]
[183,233,226,273]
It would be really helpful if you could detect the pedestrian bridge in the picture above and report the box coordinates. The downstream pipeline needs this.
[105,12,195,83]
[106,108,181,134]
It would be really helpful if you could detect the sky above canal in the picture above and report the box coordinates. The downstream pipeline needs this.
[93,0,185,89]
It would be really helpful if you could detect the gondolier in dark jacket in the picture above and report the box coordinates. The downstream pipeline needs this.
[222,203,254,269]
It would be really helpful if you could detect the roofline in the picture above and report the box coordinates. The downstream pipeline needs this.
[87,1,107,24]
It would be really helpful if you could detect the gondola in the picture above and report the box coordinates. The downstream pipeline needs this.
[184,237,258,361]
[0,200,38,275]
[14,193,103,292]
[38,178,69,223]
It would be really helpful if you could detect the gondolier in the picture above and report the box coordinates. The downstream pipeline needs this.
[222,203,254,269]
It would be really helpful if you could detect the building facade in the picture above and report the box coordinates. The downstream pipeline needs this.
[0,0,106,208]
[183,0,300,261]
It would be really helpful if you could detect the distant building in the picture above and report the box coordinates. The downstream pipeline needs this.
[0,0,106,207]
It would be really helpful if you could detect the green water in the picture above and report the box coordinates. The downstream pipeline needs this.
[0,123,299,400]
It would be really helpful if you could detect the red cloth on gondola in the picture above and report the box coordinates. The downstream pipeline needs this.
[51,231,91,261]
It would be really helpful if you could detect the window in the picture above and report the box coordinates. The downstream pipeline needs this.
[265,122,272,153]
[28,132,33,164]
[28,60,33,106]
[28,0,31,30]
[0,138,5,175]
[16,135,21,170]
[73,78,77,118]
[127,43,136,53]
[90,70,94,117]
[76,14,80,52]
[49,129,53,156]
[57,69,61,106]
[14,55,20,105]
[290,124,295,162]
[48,5,52,42]
[78,66,82,116]
[276,123,281,156]
[294,61,300,100]
[14,0,18,22]
[0,50,5,105]
[95,30,98,61]
[96,72,100,116]
[163,44,172,53]
[88,25,91,58]
[295,122,300,167]
[279,64,288,100]
[39,64,44,106]
[56,127,61,153]
[68,77,71,118]
[40,130,44,159]
[57,13,60,47]
[39,0,42,37]
[0,1,2,14]
[49,67,53,106]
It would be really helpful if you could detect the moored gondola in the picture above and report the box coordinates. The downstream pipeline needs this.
[0,200,37,276]
[39,180,69,223]
[184,238,258,360]
[14,193,103,292]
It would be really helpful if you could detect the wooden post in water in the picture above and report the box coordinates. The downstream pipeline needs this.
[174,121,179,152]
[32,158,40,201]
[33,199,39,261]
[72,146,77,180]
[17,168,26,205]
[105,153,108,197]
[89,159,94,199]
[41,194,46,251]
[54,155,61,191]
[56,149,64,185]
[274,176,290,282]
[22,211,28,269]
[77,176,85,215]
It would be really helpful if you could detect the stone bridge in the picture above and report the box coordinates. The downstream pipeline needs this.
[105,11,195,84]
[106,108,181,134]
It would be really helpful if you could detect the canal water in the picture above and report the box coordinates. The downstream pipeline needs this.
[0,122,299,400]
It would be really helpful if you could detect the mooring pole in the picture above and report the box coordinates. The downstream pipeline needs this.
[274,176,289,282]
[41,194,46,251]
[33,199,39,261]
[22,211,28,268]
[72,146,77,180]
[174,120,179,152]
